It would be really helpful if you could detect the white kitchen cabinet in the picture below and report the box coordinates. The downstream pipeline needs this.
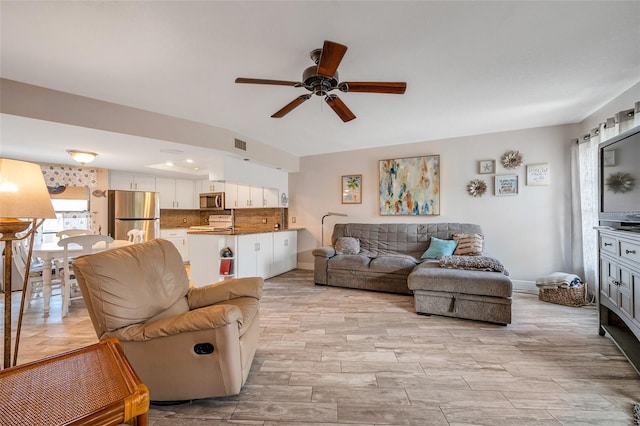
[161,228,189,262]
[236,233,272,278]
[199,179,224,194]
[264,187,279,208]
[222,182,282,209]
[272,231,297,276]
[188,233,237,286]
[236,185,264,208]
[224,183,239,209]
[236,184,251,208]
[156,178,196,209]
[109,172,156,192]
[250,186,263,208]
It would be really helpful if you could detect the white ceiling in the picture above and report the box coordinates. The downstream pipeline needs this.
[1,1,639,176]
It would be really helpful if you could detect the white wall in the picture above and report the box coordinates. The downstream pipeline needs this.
[580,82,640,135]
[289,124,578,284]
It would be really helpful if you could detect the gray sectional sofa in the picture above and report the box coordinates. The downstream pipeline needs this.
[312,223,512,325]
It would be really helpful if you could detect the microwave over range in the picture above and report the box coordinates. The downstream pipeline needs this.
[200,192,225,210]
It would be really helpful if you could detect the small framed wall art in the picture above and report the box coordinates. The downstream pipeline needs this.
[478,159,495,174]
[495,175,519,196]
[526,163,550,186]
[342,174,362,204]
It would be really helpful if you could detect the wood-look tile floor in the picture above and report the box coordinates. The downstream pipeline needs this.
[3,269,640,425]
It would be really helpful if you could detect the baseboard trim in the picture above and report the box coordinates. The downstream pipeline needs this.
[512,279,537,295]
[297,262,313,271]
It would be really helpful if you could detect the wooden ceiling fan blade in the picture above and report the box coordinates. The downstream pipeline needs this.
[235,78,300,86]
[325,95,356,122]
[317,40,347,78]
[271,95,311,118]
[341,82,407,94]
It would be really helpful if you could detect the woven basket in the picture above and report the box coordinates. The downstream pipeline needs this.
[538,284,586,307]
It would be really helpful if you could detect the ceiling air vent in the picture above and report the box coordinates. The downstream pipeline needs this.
[234,138,247,151]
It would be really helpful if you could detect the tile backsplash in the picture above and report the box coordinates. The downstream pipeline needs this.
[160,209,201,228]
[234,208,288,232]
[161,208,288,231]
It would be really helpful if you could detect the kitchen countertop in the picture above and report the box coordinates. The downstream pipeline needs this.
[187,228,304,236]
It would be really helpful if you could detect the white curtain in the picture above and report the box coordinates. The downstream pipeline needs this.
[572,102,640,299]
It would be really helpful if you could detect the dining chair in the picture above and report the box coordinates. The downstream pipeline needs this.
[56,229,93,239]
[12,240,63,312]
[57,234,114,317]
[127,229,145,244]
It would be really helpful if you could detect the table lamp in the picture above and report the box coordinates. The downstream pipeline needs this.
[0,158,56,369]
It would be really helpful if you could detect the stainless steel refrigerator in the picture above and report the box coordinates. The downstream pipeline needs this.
[107,190,160,242]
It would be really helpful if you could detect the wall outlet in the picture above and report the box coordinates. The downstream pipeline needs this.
[292,217,296,223]
[262,218,267,224]
[182,218,187,223]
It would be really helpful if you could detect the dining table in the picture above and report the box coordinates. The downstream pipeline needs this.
[31,239,132,314]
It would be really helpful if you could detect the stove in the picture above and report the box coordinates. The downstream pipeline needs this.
[190,214,233,232]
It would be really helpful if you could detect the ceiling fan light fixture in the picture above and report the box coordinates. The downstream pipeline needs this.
[235,40,406,121]
[67,150,97,164]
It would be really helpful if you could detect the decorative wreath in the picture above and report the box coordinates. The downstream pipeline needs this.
[501,150,524,169]
[466,179,488,197]
[606,172,635,194]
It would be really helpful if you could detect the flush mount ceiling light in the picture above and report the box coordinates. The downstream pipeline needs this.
[67,150,97,164]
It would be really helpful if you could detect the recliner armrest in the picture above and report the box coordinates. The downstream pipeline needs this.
[106,303,243,342]
[187,277,263,310]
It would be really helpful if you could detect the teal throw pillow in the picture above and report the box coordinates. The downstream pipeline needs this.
[421,237,458,259]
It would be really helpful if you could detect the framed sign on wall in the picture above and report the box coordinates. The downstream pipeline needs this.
[495,175,519,196]
[526,163,550,186]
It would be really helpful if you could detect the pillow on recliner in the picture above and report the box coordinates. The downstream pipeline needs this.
[421,237,458,259]
[335,237,360,255]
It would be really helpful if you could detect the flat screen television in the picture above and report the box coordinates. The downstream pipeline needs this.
[598,125,640,231]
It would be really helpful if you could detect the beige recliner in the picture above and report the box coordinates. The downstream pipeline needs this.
[72,238,263,402]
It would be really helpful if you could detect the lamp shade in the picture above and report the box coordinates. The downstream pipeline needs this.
[0,158,56,219]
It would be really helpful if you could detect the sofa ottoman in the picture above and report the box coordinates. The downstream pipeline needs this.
[408,260,512,325]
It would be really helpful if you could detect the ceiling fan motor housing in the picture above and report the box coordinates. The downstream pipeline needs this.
[303,66,338,96]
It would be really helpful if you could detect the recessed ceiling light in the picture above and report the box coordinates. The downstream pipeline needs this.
[165,161,175,166]
[186,159,194,163]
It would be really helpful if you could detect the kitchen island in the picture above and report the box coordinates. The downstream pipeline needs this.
[188,229,300,287]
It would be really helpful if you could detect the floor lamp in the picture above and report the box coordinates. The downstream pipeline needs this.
[321,212,347,246]
[0,158,55,369]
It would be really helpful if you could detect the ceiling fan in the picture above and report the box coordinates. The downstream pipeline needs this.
[235,40,407,122]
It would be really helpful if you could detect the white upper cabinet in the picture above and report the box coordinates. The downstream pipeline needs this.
[208,156,288,202]
[110,172,156,192]
[156,177,196,209]
[264,187,279,208]
[250,186,263,208]
[232,185,269,208]
[224,183,239,209]
[199,179,224,194]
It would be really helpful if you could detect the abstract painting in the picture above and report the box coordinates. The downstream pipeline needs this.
[379,155,440,215]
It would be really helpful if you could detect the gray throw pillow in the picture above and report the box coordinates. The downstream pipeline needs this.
[335,237,360,255]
